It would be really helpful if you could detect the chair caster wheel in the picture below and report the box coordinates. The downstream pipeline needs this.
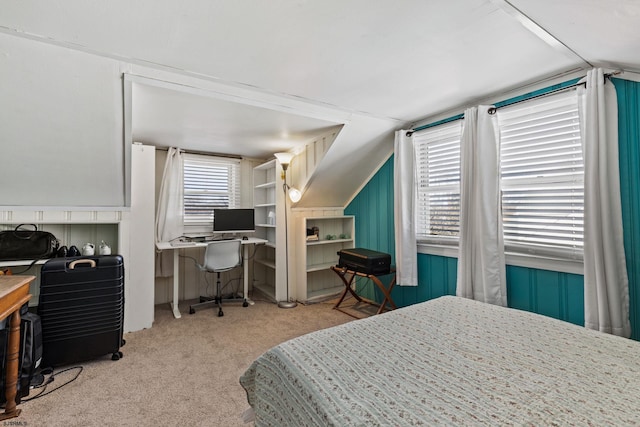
[189,308,195,314]
[243,301,249,307]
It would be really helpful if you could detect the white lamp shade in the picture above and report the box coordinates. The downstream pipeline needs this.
[288,187,302,203]
[274,152,294,166]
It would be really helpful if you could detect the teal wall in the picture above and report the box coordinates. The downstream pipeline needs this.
[345,78,640,340]
[614,78,640,340]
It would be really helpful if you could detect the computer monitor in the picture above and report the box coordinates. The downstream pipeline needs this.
[213,208,255,234]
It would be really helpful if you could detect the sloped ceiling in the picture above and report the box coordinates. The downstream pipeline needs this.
[1,0,639,207]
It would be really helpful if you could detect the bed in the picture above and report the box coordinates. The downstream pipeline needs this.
[240,296,640,426]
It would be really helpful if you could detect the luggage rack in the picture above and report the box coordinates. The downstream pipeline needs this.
[330,265,396,318]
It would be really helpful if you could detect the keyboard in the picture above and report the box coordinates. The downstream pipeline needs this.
[170,241,196,247]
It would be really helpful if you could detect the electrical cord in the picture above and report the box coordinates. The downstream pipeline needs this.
[180,253,245,299]
[19,366,84,403]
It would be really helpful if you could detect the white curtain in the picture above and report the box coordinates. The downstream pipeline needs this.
[456,106,507,306]
[393,130,418,286]
[155,147,184,277]
[578,68,631,338]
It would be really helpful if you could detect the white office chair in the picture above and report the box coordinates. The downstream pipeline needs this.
[189,239,244,317]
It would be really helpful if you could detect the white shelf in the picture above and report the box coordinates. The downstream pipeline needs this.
[255,258,276,269]
[253,281,276,301]
[295,214,355,303]
[306,285,343,302]
[306,262,336,273]
[0,259,48,268]
[307,238,353,246]
[253,158,286,302]
[255,181,276,189]
[0,209,126,224]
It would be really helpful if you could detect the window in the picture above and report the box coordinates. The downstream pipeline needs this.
[414,120,462,242]
[183,154,241,227]
[414,88,583,261]
[498,90,583,259]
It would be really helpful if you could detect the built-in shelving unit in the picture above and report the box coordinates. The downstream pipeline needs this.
[294,213,355,303]
[252,159,286,301]
[0,209,125,301]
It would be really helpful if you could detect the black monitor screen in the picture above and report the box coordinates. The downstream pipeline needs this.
[213,208,255,233]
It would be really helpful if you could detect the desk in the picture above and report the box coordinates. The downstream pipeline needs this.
[0,275,33,421]
[330,266,396,317]
[156,238,267,318]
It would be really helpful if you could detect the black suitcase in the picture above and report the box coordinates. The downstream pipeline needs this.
[337,248,392,275]
[38,255,125,367]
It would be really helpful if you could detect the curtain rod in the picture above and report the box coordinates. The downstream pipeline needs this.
[154,146,242,159]
[406,71,621,136]
[486,81,584,115]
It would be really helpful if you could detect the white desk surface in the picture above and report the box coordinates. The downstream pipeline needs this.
[155,237,268,318]
[156,237,267,250]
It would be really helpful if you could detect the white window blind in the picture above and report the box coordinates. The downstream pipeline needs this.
[498,89,583,259]
[183,154,241,226]
[414,120,463,242]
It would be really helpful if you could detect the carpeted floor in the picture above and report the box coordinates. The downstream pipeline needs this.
[14,298,355,427]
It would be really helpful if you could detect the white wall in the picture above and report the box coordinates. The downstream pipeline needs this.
[0,33,126,207]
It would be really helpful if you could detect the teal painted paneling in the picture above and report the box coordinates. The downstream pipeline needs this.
[505,265,533,312]
[613,78,640,341]
[418,253,457,300]
[565,274,586,326]
[345,157,395,258]
[506,266,584,326]
[345,78,639,340]
[345,157,399,304]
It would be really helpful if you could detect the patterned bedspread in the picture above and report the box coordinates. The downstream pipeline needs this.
[239,296,640,426]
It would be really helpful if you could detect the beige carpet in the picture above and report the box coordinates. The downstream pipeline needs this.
[15,298,355,427]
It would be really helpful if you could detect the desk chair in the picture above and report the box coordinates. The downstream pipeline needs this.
[189,239,243,317]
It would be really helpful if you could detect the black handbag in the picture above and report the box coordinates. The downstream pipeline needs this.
[0,224,60,261]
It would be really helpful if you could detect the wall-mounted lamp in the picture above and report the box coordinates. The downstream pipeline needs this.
[274,152,298,309]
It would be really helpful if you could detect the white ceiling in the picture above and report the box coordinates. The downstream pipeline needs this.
[132,82,344,158]
[2,0,640,206]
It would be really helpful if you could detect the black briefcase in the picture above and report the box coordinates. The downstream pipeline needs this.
[337,248,391,275]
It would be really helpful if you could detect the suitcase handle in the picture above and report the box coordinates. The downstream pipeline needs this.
[69,259,96,269]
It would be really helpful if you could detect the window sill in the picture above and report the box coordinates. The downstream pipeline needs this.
[417,243,584,275]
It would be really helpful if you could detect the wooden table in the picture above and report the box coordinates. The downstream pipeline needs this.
[330,266,396,317]
[0,275,33,420]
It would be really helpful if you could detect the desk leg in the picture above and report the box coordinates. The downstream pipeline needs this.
[243,245,254,306]
[0,310,22,420]
[171,249,181,319]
